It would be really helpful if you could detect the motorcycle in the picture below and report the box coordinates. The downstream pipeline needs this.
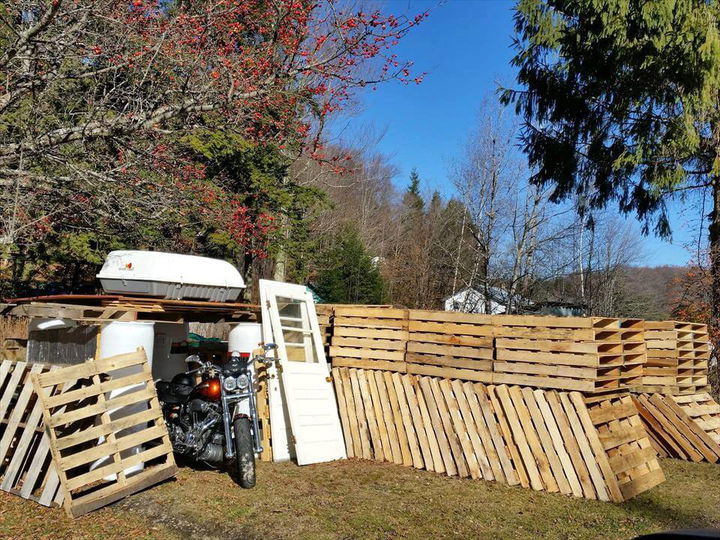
[155,343,275,488]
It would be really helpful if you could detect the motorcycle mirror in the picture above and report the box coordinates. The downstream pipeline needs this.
[264,343,277,351]
[185,354,201,364]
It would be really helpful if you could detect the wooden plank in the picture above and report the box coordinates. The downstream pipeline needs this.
[651,395,720,462]
[43,371,151,409]
[559,392,609,501]
[494,361,596,380]
[373,371,403,465]
[495,348,598,368]
[439,379,482,479]
[473,383,517,485]
[333,326,408,341]
[406,353,492,371]
[337,368,360,458]
[608,447,658,475]
[492,314,593,328]
[494,385,543,491]
[408,332,493,348]
[487,385,529,488]
[408,320,494,337]
[418,377,457,475]
[496,338,598,355]
[390,372,423,468]
[569,393,624,503]
[534,390,583,498]
[453,380,496,481]
[429,377,469,477]
[331,357,407,373]
[492,372,594,392]
[409,375,444,473]
[522,387,571,495]
[508,386,558,493]
[331,368,354,458]
[0,362,28,422]
[409,310,493,324]
[334,307,407,319]
[34,350,146,387]
[406,364,493,383]
[407,342,492,360]
[330,346,405,362]
[356,369,385,461]
[332,336,406,351]
[348,369,373,459]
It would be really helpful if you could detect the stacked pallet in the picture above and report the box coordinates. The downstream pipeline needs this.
[494,316,645,393]
[632,393,720,463]
[329,307,409,373]
[326,310,648,393]
[636,321,710,395]
[315,305,334,357]
[405,310,493,382]
[676,322,710,394]
[332,367,663,502]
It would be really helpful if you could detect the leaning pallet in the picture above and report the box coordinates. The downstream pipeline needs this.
[331,366,663,502]
[31,348,177,517]
[0,360,67,507]
[632,393,720,463]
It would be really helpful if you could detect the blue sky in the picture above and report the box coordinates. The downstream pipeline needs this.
[329,0,701,268]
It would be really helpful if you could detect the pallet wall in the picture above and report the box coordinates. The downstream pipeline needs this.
[323,307,647,393]
[332,367,664,502]
[634,321,710,395]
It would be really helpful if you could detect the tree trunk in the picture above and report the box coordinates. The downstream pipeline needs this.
[709,177,720,392]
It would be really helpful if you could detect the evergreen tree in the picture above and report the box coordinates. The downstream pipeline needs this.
[503,0,720,328]
[314,226,385,304]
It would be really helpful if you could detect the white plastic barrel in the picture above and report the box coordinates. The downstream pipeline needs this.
[91,321,155,478]
[152,322,189,381]
[228,322,263,355]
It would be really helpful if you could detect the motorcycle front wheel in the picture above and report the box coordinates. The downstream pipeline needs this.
[233,416,256,488]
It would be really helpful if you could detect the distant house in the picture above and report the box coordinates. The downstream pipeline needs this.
[443,286,525,315]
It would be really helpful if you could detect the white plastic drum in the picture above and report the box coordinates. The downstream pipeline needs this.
[91,321,155,478]
[152,322,189,381]
[228,322,263,355]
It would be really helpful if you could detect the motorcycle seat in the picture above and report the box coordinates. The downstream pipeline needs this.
[156,381,193,404]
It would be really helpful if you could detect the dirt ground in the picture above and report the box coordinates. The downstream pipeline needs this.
[2,458,720,539]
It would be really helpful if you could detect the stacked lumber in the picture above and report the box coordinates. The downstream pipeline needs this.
[494,316,645,392]
[332,367,663,502]
[632,393,720,463]
[406,310,493,382]
[31,349,177,517]
[0,360,66,507]
[636,321,710,395]
[329,307,409,373]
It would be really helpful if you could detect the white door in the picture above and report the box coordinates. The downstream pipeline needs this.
[259,280,346,465]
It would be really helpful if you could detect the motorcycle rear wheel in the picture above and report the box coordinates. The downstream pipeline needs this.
[233,417,256,488]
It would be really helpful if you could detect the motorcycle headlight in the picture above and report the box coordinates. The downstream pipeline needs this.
[236,374,250,390]
[223,377,237,392]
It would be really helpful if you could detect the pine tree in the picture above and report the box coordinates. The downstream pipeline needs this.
[314,226,385,304]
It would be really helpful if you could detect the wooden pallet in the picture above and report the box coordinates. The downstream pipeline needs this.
[406,310,494,381]
[633,321,710,395]
[632,393,720,463]
[493,316,645,392]
[330,307,409,373]
[332,367,663,502]
[0,360,68,507]
[31,349,177,517]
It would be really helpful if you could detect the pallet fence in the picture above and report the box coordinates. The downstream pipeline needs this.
[332,367,663,502]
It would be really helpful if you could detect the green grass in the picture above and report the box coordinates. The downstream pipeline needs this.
[2,458,720,539]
